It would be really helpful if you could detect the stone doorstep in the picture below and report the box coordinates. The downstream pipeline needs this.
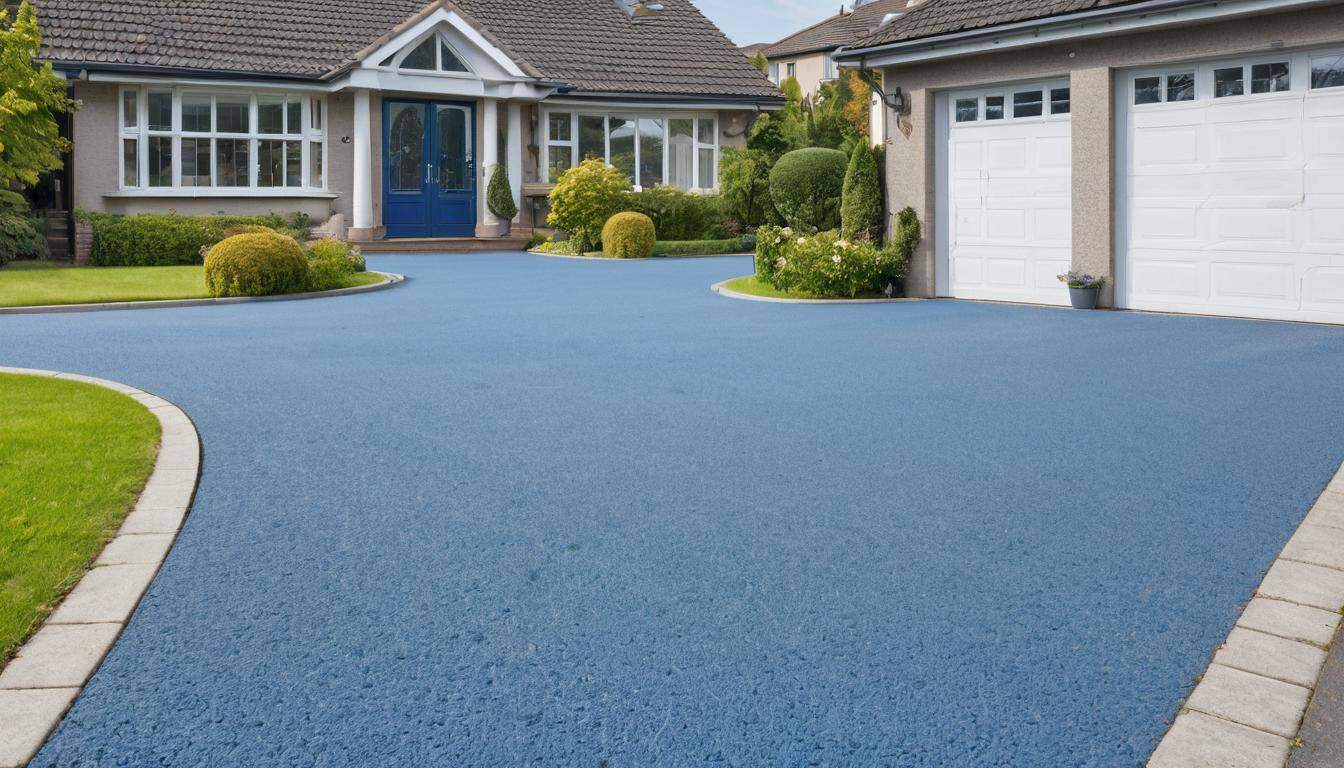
[1237,598,1342,647]
[1185,663,1311,738]
[1149,710,1291,768]
[0,688,80,768]
[0,624,121,691]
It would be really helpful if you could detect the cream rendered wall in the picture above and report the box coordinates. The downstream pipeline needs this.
[770,53,829,96]
[875,4,1344,301]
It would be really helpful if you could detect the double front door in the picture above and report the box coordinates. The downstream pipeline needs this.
[384,100,476,238]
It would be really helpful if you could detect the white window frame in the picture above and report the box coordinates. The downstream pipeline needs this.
[540,109,720,193]
[946,79,1070,125]
[117,86,327,195]
[1310,49,1344,91]
[385,29,476,79]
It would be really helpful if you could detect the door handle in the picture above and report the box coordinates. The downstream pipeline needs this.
[426,163,433,186]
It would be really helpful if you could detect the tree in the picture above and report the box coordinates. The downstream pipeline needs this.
[0,1,73,189]
[749,50,768,75]
[840,141,883,243]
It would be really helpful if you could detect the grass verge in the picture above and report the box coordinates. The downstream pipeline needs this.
[0,373,161,664]
[720,275,888,300]
[0,262,384,308]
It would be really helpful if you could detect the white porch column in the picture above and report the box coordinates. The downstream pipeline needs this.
[478,97,500,236]
[506,102,523,222]
[350,89,374,240]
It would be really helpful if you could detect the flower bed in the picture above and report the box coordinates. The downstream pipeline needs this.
[754,226,904,299]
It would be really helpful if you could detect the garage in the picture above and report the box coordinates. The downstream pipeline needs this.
[1118,48,1344,324]
[939,80,1073,305]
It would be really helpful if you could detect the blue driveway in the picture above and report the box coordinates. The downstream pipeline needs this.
[9,253,1344,767]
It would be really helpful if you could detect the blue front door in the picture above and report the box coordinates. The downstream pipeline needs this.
[383,100,476,238]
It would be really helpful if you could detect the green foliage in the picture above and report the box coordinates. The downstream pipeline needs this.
[0,2,74,189]
[651,238,750,257]
[203,231,309,297]
[754,225,905,298]
[748,71,870,160]
[747,111,790,157]
[749,50,768,74]
[768,148,847,233]
[524,231,548,250]
[601,211,655,259]
[890,207,922,270]
[0,189,42,265]
[841,141,883,243]
[547,159,631,252]
[619,185,727,241]
[718,148,775,230]
[88,212,310,266]
[487,163,518,222]
[304,238,364,291]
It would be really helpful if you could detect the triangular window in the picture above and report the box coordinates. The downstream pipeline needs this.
[396,31,473,74]
[402,37,436,71]
[440,40,468,73]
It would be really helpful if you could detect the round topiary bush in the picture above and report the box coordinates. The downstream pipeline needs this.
[768,147,848,233]
[203,232,310,297]
[601,211,655,259]
[220,224,276,238]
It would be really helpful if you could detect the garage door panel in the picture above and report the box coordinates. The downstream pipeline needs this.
[1132,204,1199,241]
[987,138,1027,170]
[985,209,1026,239]
[953,142,983,173]
[1134,126,1203,166]
[1210,261,1296,305]
[1303,267,1344,308]
[1308,207,1344,244]
[1212,120,1299,163]
[1037,136,1070,168]
[1130,256,1204,299]
[1035,208,1072,242]
[1211,208,1294,245]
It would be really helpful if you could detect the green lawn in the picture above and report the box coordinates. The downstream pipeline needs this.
[0,373,161,664]
[0,262,384,308]
[721,274,887,300]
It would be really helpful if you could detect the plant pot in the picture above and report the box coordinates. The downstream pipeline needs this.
[1069,286,1100,310]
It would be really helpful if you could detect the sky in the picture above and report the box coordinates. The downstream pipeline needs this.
[691,0,848,47]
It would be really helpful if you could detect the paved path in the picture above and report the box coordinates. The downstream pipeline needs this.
[6,253,1344,767]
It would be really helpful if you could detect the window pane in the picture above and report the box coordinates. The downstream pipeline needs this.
[547,146,572,183]
[638,117,663,187]
[285,140,302,186]
[182,94,211,132]
[181,137,211,187]
[388,103,423,192]
[309,141,323,188]
[148,92,173,131]
[309,97,324,130]
[1013,90,1042,118]
[1167,73,1195,102]
[1214,67,1244,97]
[122,138,138,186]
[954,98,978,122]
[216,96,249,133]
[403,37,435,70]
[440,41,468,72]
[437,106,470,190]
[122,91,138,129]
[1134,76,1162,104]
[1312,54,1344,89]
[548,112,571,142]
[698,147,714,189]
[985,96,1004,120]
[697,118,714,145]
[286,99,302,134]
[1251,62,1290,94]
[578,115,605,162]
[608,117,635,182]
[216,139,249,186]
[1050,87,1070,115]
[148,136,172,186]
[258,98,284,134]
[668,118,694,190]
[257,140,285,187]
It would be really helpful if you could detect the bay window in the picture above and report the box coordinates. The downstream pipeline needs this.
[118,86,326,193]
[543,109,719,191]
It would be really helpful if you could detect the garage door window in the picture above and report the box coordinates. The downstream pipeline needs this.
[985,95,1004,120]
[1214,67,1244,97]
[1166,73,1195,102]
[1311,53,1344,89]
[1050,87,1070,114]
[1013,90,1043,118]
[955,98,978,122]
[1133,72,1195,105]
[1250,62,1291,94]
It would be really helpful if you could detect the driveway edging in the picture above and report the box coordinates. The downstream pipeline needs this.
[0,271,405,315]
[526,250,745,261]
[710,278,919,304]
[1148,461,1344,767]
[0,367,201,768]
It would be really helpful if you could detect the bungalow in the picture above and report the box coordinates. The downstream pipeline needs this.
[32,0,782,246]
[837,0,1344,324]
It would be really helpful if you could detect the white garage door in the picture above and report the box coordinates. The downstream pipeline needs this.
[943,80,1073,305]
[1120,48,1344,324]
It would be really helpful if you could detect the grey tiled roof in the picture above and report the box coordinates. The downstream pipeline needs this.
[33,0,782,100]
[846,0,1163,50]
[761,0,908,59]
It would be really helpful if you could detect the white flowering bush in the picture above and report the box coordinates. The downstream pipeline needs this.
[754,224,906,298]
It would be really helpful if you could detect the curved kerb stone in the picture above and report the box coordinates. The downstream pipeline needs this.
[0,367,201,768]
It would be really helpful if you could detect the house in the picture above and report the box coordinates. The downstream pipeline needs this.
[836,0,1344,324]
[31,0,782,245]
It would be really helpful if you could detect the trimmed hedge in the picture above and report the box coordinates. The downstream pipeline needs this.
[601,212,655,259]
[651,238,750,257]
[620,186,728,241]
[487,163,518,222]
[0,190,45,266]
[768,148,847,233]
[86,212,310,266]
[203,232,309,297]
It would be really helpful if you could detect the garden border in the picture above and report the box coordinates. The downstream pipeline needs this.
[0,368,201,768]
[710,278,920,305]
[0,271,405,315]
[1148,460,1344,767]
[526,250,745,261]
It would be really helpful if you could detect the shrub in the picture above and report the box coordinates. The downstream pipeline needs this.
[650,238,750,257]
[547,159,631,252]
[718,148,775,230]
[889,207,922,270]
[768,148,847,233]
[754,225,906,298]
[220,224,276,238]
[620,186,727,241]
[0,190,44,266]
[88,213,310,266]
[601,212,655,259]
[203,232,309,297]
[487,163,518,222]
[534,236,582,256]
[304,238,365,291]
[841,142,883,243]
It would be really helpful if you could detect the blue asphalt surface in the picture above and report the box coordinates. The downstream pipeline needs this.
[8,252,1344,767]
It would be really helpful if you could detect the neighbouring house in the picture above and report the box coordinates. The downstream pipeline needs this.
[836,0,1344,324]
[739,43,770,59]
[30,0,782,246]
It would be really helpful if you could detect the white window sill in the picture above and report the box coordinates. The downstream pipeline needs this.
[106,189,339,199]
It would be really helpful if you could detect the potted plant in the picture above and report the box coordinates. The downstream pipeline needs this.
[1056,270,1111,310]
[486,163,518,237]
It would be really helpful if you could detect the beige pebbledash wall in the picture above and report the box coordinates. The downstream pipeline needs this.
[768,52,829,97]
[875,4,1344,302]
